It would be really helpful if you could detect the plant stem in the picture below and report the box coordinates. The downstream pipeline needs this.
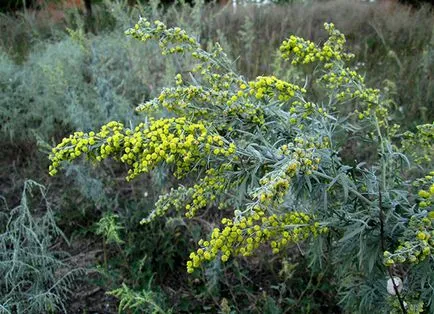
[103,238,108,272]
[374,117,387,193]
[379,188,407,314]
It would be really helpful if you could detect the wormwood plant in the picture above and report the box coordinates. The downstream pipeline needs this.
[49,19,434,312]
[0,180,82,313]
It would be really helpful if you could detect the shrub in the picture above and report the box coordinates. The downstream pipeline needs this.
[0,34,141,142]
[48,18,434,313]
[0,180,82,313]
[0,12,179,143]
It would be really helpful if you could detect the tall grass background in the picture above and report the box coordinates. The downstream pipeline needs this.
[0,0,433,312]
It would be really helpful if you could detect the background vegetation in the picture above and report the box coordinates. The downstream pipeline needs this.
[0,0,433,312]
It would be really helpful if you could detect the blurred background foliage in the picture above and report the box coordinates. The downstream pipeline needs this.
[0,0,433,312]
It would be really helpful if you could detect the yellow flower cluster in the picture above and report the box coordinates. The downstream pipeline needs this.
[401,123,434,164]
[383,215,434,266]
[142,165,235,223]
[127,17,239,89]
[288,101,326,125]
[49,121,124,176]
[279,35,321,65]
[185,167,230,218]
[383,172,434,266]
[200,72,242,95]
[279,23,353,65]
[125,18,199,56]
[322,68,364,90]
[279,22,391,129]
[321,68,387,123]
[248,76,305,102]
[290,138,326,176]
[187,208,328,273]
[309,45,392,126]
[352,88,385,120]
[253,139,324,206]
[130,32,269,126]
[412,171,434,209]
[128,19,329,134]
[137,85,208,113]
[141,186,190,224]
[126,18,238,93]
[137,83,265,126]
[49,118,236,180]
[418,186,434,209]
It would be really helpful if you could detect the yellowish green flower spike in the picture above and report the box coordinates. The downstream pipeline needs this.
[279,23,354,65]
[383,214,433,266]
[280,22,394,132]
[141,165,234,223]
[187,209,327,273]
[248,76,305,102]
[383,172,434,266]
[49,117,236,181]
[125,19,199,56]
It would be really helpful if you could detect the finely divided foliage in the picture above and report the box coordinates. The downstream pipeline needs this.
[49,19,434,313]
[0,181,82,313]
